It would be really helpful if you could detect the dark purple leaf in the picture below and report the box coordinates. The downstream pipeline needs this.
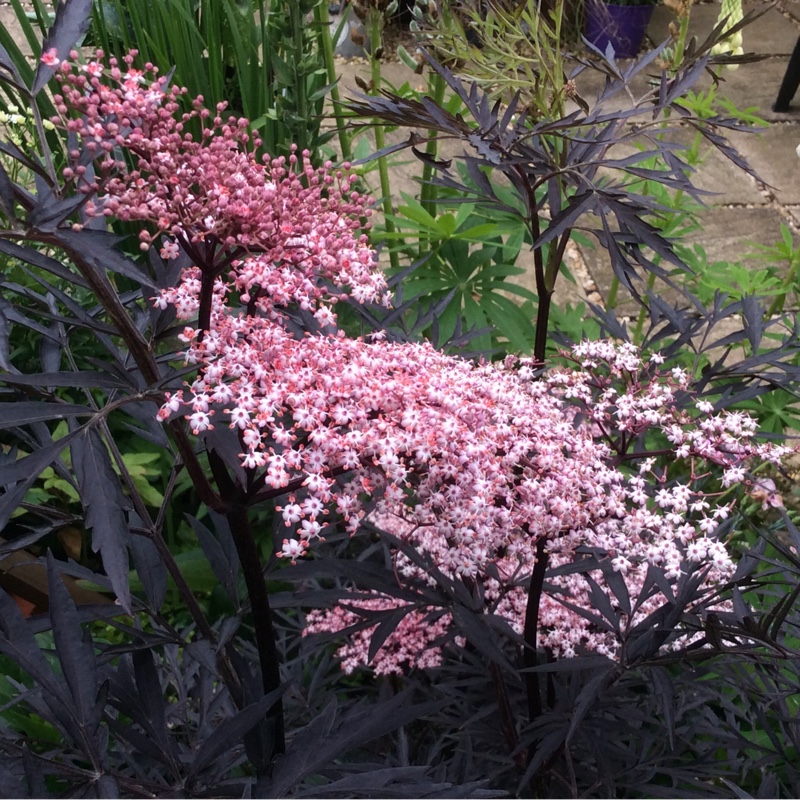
[451,606,514,671]
[649,666,676,750]
[71,429,132,612]
[188,512,239,607]
[564,664,615,745]
[600,562,631,617]
[21,748,46,798]
[262,692,443,797]
[741,293,764,351]
[350,131,424,166]
[52,229,157,290]
[554,593,618,636]
[95,774,119,798]
[0,162,16,220]
[39,305,63,375]
[186,685,286,781]
[203,425,248,487]
[0,298,12,372]
[0,141,49,181]
[292,766,440,797]
[0,590,69,703]
[32,0,94,95]
[129,528,167,612]
[0,239,88,288]
[524,654,614,674]
[0,370,130,389]
[719,779,755,799]
[410,143,452,170]
[0,479,39,533]
[17,269,114,335]
[0,41,24,85]
[535,192,595,248]
[278,556,432,604]
[0,427,81,487]
[366,603,417,663]
[131,649,175,760]
[0,754,27,799]
[0,523,75,558]
[28,194,88,232]
[46,552,99,733]
[105,714,174,765]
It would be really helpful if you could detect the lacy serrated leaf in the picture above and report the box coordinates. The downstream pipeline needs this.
[71,429,132,612]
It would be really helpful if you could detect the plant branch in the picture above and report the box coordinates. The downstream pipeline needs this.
[523,537,549,727]
[315,1,352,162]
[490,662,525,770]
[29,231,221,509]
[208,449,285,760]
[368,8,399,273]
[100,419,244,706]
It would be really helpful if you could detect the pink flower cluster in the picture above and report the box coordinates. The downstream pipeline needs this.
[304,342,791,668]
[49,52,790,671]
[307,592,460,676]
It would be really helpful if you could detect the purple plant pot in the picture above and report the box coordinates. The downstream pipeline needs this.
[584,1,654,59]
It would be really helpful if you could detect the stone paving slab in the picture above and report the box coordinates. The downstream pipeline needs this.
[676,206,793,266]
[787,206,800,227]
[727,123,800,203]
[581,206,795,318]
[597,128,766,206]
[777,0,800,28]
[716,56,796,119]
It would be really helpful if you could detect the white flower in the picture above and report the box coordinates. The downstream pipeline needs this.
[278,538,305,564]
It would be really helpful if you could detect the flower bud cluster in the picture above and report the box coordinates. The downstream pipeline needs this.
[709,0,744,69]
[51,51,385,308]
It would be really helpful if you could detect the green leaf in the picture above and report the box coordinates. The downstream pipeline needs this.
[450,223,500,241]
[462,292,490,350]
[125,547,218,595]
[782,223,794,251]
[120,452,161,467]
[397,193,440,231]
[454,202,476,228]
[480,294,533,353]
[436,213,457,236]
[396,44,419,71]
[472,263,525,281]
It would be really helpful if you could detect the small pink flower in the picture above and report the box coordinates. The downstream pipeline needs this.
[41,48,60,67]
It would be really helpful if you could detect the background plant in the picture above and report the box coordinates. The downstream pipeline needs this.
[1,0,335,160]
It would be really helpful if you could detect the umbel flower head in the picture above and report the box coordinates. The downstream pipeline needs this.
[163,289,787,668]
[51,51,789,672]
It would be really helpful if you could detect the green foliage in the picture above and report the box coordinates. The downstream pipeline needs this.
[687,247,785,306]
[385,193,539,352]
[746,224,800,315]
[409,0,574,118]
[737,389,800,435]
